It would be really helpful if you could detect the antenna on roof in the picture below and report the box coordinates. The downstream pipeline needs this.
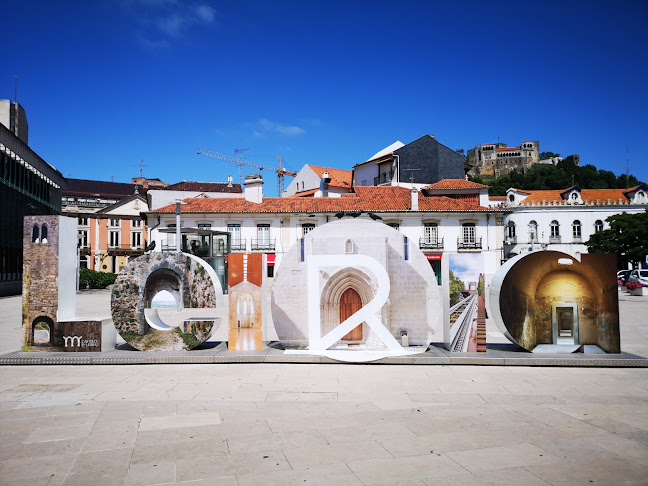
[402,168,421,188]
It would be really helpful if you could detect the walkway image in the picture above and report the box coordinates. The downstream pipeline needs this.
[0,290,647,485]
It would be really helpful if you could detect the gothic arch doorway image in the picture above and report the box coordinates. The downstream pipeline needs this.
[340,288,362,341]
[320,267,378,349]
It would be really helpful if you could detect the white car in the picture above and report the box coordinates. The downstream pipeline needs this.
[628,269,648,286]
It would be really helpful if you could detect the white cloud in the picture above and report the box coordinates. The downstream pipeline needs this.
[122,0,218,46]
[255,119,305,137]
[449,253,484,287]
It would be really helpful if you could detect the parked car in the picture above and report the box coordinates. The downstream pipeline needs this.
[617,270,632,283]
[627,269,648,286]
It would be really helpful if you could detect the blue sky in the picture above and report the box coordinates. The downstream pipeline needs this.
[5,0,648,196]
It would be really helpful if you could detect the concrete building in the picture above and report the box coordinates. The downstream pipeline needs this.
[62,178,152,274]
[502,185,648,262]
[352,135,466,189]
[282,165,352,197]
[467,140,539,177]
[1,104,64,296]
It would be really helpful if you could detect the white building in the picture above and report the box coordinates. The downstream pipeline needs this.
[146,176,505,286]
[503,185,648,260]
[282,165,352,197]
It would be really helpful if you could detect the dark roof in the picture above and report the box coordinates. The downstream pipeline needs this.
[162,181,242,193]
[64,178,142,198]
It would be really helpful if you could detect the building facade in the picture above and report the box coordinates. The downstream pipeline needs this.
[353,135,466,189]
[146,177,505,289]
[282,165,352,197]
[502,185,648,262]
[1,118,64,296]
[467,141,539,177]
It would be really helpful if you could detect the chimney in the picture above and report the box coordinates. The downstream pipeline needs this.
[243,173,263,203]
[318,172,332,198]
[227,175,233,188]
[410,187,418,211]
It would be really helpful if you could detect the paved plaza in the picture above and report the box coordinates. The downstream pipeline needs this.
[0,290,647,485]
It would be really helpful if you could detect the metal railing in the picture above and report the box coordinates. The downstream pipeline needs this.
[373,171,394,185]
[549,235,561,243]
[419,237,444,250]
[504,235,517,244]
[251,239,275,251]
[107,244,144,252]
[230,240,247,251]
[457,237,482,250]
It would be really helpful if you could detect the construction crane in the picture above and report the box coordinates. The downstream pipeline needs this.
[197,149,297,196]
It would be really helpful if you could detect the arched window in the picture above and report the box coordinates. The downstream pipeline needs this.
[41,224,48,244]
[508,194,515,203]
[550,220,560,240]
[32,224,40,243]
[345,239,353,254]
[595,220,604,232]
[528,221,538,242]
[506,221,516,238]
[571,192,578,201]
[572,220,581,240]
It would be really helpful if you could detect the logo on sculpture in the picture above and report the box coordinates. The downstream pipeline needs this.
[63,336,82,347]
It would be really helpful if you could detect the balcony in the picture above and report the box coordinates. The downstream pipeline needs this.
[251,239,276,251]
[373,171,394,185]
[549,235,561,243]
[230,240,247,251]
[107,244,145,255]
[504,235,517,245]
[419,237,444,250]
[457,237,482,250]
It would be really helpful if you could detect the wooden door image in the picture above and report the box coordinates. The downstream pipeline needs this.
[340,287,363,341]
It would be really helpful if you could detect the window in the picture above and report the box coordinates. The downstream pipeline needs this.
[78,217,88,226]
[570,192,578,201]
[386,222,399,231]
[528,220,538,242]
[227,224,241,244]
[508,194,515,202]
[550,220,560,238]
[132,219,142,227]
[131,232,142,248]
[197,223,211,229]
[462,223,476,243]
[506,221,516,238]
[109,218,120,227]
[78,230,88,248]
[572,220,581,240]
[301,223,315,237]
[362,180,367,186]
[32,224,39,243]
[109,230,120,248]
[41,224,48,243]
[257,224,270,244]
[423,223,438,244]
[595,220,604,232]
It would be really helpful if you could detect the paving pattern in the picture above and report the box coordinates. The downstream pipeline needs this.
[0,290,646,485]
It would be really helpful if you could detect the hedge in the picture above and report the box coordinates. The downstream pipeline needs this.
[79,267,117,289]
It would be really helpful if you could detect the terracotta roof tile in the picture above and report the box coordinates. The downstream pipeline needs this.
[496,147,521,152]
[518,187,638,205]
[152,186,497,214]
[425,179,488,190]
[307,165,352,188]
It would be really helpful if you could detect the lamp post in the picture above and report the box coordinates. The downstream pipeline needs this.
[175,199,182,253]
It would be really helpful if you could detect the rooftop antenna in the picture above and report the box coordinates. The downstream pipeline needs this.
[139,159,144,177]
[234,148,250,184]
[403,168,421,188]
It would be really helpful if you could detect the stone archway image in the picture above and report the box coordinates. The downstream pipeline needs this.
[111,253,223,351]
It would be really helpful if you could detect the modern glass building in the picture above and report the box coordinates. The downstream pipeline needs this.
[0,119,65,296]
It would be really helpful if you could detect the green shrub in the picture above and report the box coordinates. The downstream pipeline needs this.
[79,267,117,289]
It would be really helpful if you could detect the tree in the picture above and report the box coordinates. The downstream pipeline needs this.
[449,269,465,306]
[586,210,648,268]
[540,151,560,159]
[455,148,465,156]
